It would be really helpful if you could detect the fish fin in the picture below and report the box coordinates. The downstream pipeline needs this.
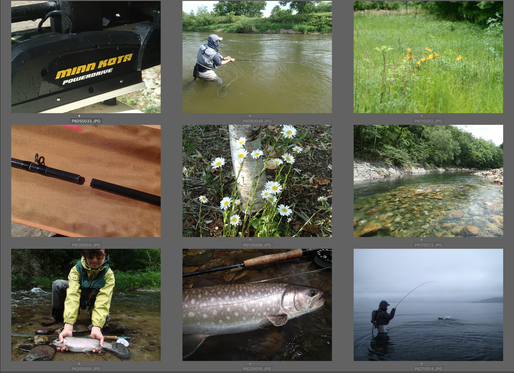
[266,314,289,327]
[84,350,92,356]
[183,334,208,359]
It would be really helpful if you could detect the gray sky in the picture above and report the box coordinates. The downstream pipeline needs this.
[453,125,503,146]
[183,1,287,17]
[354,249,503,303]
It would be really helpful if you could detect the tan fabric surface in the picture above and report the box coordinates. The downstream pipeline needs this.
[11,125,161,237]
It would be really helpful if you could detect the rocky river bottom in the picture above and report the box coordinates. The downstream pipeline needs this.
[354,174,503,237]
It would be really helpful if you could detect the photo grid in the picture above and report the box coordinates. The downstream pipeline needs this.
[1,1,508,373]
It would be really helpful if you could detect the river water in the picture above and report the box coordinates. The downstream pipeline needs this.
[354,301,503,361]
[182,249,332,361]
[11,288,161,361]
[182,32,332,113]
[354,172,503,237]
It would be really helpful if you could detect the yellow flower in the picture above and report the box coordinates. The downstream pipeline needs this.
[435,17,437,19]
[428,54,433,60]
[426,47,432,52]
[421,57,426,62]
[434,52,439,57]
[408,48,411,54]
[405,54,410,60]
[417,61,421,66]
[456,55,462,61]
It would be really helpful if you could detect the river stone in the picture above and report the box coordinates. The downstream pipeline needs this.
[450,210,464,219]
[366,207,380,215]
[183,251,213,266]
[434,196,443,200]
[490,216,503,225]
[23,345,55,361]
[461,225,480,236]
[354,224,382,237]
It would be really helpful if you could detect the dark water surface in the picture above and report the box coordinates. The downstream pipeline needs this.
[11,288,161,361]
[354,172,503,237]
[354,301,503,361]
[183,249,332,361]
[182,32,332,113]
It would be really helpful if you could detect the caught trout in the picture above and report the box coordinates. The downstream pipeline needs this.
[52,337,131,359]
[182,283,325,358]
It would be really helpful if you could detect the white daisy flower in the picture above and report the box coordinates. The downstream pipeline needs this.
[265,181,282,194]
[230,215,240,226]
[282,125,297,139]
[318,196,328,202]
[220,197,231,210]
[267,195,277,204]
[292,145,303,153]
[234,199,241,206]
[235,148,248,162]
[261,189,272,199]
[278,204,292,216]
[237,137,246,148]
[272,158,283,166]
[198,195,208,203]
[282,153,295,164]
[211,157,225,169]
[251,149,263,159]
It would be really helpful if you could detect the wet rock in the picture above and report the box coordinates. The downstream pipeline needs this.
[461,225,480,236]
[19,343,36,352]
[434,196,443,200]
[490,216,503,225]
[366,207,380,215]
[23,345,55,361]
[183,251,213,266]
[33,335,48,345]
[449,210,464,219]
[354,224,382,237]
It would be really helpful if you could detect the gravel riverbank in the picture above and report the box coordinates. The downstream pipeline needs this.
[354,159,474,182]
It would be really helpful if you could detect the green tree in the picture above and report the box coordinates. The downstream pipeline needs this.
[279,1,320,14]
[271,5,281,15]
[214,1,267,17]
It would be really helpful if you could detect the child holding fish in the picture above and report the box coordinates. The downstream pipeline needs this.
[41,249,115,353]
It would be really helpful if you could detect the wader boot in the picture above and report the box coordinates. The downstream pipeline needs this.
[41,307,64,326]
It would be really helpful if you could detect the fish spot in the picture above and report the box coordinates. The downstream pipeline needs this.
[227,307,231,312]
[219,320,223,324]
[252,308,255,312]
[226,316,230,320]
[244,305,248,311]
[184,295,189,301]
[238,295,242,299]
[225,296,229,300]
[213,310,218,315]
[235,312,239,316]
[243,317,246,320]
[198,294,202,299]
[188,312,194,317]
[197,322,200,325]
[203,313,208,319]
[191,299,195,305]
[217,291,221,294]
[211,297,215,302]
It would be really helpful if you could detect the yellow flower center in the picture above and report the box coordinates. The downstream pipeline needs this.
[232,218,237,222]
[238,154,244,158]
[282,208,287,213]
[224,201,229,206]
[272,186,278,191]
[286,130,292,135]
[216,162,221,166]
[286,157,291,161]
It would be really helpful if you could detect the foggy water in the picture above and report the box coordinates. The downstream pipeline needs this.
[354,301,503,361]
[11,288,161,361]
[354,172,503,237]
[182,32,332,113]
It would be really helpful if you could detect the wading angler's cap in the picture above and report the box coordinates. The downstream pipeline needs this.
[379,300,390,308]
[209,34,223,42]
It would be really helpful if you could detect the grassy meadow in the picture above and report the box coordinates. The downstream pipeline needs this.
[354,11,503,113]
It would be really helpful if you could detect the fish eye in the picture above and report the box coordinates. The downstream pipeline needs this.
[309,290,316,297]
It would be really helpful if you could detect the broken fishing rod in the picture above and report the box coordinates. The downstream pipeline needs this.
[183,249,321,277]
[11,153,84,184]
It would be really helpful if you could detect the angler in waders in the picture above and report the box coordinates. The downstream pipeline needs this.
[41,249,115,353]
[371,300,396,335]
[193,34,235,86]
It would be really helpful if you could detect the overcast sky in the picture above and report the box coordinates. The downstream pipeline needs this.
[453,125,503,146]
[354,249,503,304]
[183,1,287,17]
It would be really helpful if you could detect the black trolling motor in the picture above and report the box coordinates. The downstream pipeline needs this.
[11,1,161,113]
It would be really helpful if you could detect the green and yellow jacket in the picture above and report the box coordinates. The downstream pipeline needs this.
[63,257,115,328]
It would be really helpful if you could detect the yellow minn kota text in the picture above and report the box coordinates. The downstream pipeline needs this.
[55,53,133,84]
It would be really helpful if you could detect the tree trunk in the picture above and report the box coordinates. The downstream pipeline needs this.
[228,125,266,213]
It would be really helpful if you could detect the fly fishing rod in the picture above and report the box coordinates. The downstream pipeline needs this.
[234,59,298,63]
[395,281,440,308]
[183,249,323,277]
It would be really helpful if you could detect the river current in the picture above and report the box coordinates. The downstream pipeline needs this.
[354,172,503,237]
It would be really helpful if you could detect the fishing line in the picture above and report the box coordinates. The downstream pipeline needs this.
[247,268,329,284]
[395,281,441,308]
[217,60,245,98]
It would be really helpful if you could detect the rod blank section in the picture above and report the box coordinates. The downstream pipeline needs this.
[11,157,82,184]
[90,178,161,206]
